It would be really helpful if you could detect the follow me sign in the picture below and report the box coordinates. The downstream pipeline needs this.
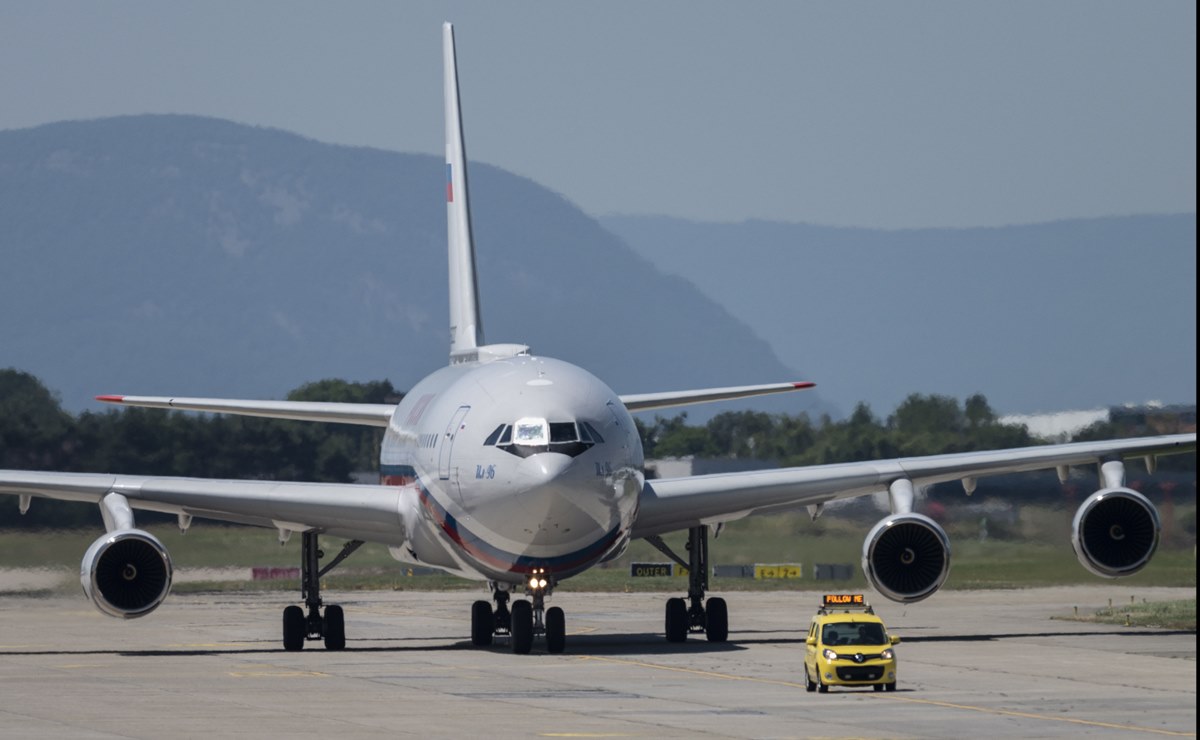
[629,562,804,579]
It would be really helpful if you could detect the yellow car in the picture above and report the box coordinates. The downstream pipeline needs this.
[804,594,899,693]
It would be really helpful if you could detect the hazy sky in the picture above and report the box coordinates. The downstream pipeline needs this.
[1,1,1195,228]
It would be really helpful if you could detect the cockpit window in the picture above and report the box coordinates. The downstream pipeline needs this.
[483,418,602,458]
[513,418,548,446]
[580,421,604,444]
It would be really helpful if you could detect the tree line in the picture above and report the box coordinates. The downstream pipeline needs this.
[1,368,1192,528]
[0,370,397,527]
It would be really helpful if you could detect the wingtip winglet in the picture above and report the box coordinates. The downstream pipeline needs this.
[793,382,816,389]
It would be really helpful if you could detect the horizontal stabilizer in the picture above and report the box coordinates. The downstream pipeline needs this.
[619,381,815,412]
[96,395,395,427]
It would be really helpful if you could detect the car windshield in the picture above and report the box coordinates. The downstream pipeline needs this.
[822,622,886,645]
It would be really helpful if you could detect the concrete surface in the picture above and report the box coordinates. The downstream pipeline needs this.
[0,586,1194,738]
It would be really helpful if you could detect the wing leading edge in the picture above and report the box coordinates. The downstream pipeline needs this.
[620,381,815,412]
[96,395,395,427]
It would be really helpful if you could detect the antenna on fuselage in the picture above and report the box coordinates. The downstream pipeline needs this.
[444,22,484,362]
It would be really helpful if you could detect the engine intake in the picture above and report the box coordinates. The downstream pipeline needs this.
[1072,487,1160,578]
[862,513,951,603]
[80,530,173,619]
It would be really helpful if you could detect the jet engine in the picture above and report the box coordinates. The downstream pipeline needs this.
[862,513,951,603]
[1072,487,1160,578]
[80,530,173,618]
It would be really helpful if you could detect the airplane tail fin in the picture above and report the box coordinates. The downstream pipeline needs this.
[444,22,484,362]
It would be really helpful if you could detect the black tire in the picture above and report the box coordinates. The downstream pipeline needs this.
[704,597,728,643]
[545,606,566,654]
[885,682,897,692]
[805,666,817,693]
[817,674,829,693]
[511,599,533,654]
[873,684,884,692]
[323,604,346,651]
[282,605,305,651]
[471,600,494,646]
[665,597,688,643]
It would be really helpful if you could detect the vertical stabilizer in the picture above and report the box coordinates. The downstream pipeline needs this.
[444,22,484,361]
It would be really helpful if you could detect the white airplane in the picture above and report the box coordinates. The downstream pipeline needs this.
[1,23,1195,655]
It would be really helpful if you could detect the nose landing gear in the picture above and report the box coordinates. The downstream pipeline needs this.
[470,570,566,654]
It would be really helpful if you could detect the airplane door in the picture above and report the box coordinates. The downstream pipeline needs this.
[438,405,471,480]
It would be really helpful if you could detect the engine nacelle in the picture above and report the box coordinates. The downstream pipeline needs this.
[862,513,951,604]
[1072,487,1160,578]
[80,529,173,619]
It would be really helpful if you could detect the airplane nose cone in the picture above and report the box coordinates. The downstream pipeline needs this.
[509,453,607,546]
[517,452,573,486]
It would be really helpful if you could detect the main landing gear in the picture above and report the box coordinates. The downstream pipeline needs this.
[650,525,728,643]
[282,531,362,651]
[470,569,566,654]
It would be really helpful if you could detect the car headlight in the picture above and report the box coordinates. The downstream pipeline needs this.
[881,648,894,660]
[822,648,838,661]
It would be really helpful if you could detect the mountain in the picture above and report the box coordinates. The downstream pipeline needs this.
[0,115,831,419]
[602,214,1197,416]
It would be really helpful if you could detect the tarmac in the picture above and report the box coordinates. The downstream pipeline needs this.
[0,584,1194,738]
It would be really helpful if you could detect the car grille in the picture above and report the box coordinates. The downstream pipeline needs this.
[836,665,885,681]
[841,652,883,662]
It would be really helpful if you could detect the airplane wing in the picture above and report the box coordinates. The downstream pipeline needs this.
[633,432,1196,536]
[0,470,406,543]
[95,395,396,427]
[620,381,815,412]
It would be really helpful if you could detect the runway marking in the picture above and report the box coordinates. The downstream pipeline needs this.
[880,695,1197,737]
[577,656,1195,737]
[227,670,329,678]
[59,664,106,669]
[542,729,638,734]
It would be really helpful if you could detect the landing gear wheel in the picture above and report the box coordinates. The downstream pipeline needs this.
[282,605,305,651]
[665,597,688,643]
[511,599,533,654]
[323,604,345,650]
[704,597,728,642]
[805,666,817,693]
[885,682,896,692]
[545,606,566,654]
[471,600,494,646]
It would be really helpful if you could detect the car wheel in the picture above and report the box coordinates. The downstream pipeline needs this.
[885,682,897,692]
[805,666,816,693]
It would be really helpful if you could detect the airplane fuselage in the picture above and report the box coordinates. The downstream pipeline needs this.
[380,349,644,584]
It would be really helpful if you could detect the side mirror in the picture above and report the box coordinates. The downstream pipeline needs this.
[805,636,816,646]
[890,635,901,645]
